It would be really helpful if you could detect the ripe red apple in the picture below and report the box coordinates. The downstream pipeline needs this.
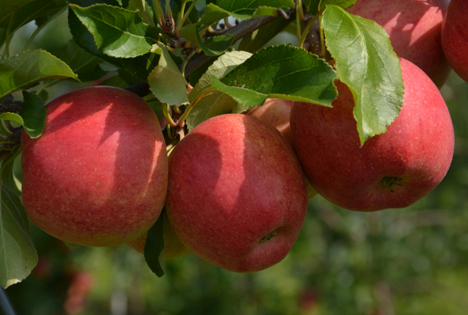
[247,98,294,145]
[290,58,454,211]
[127,211,191,258]
[246,99,318,199]
[166,114,308,272]
[21,86,168,246]
[348,0,451,87]
[441,0,468,83]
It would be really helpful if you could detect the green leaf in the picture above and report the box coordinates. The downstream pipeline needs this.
[252,6,282,18]
[238,17,293,53]
[68,5,120,64]
[171,0,199,24]
[1,148,22,197]
[144,212,164,278]
[189,51,253,101]
[186,50,252,130]
[211,77,267,107]
[0,181,38,288]
[187,92,239,130]
[148,45,189,106]
[305,0,356,15]
[215,0,294,20]
[0,0,67,48]
[197,3,231,27]
[322,5,404,145]
[0,49,78,99]
[0,92,45,139]
[119,53,161,82]
[67,0,123,6]
[53,40,106,82]
[183,19,235,55]
[179,24,198,46]
[128,0,155,26]
[0,113,23,126]
[197,0,293,26]
[196,34,235,56]
[68,6,161,82]
[20,91,46,139]
[0,0,36,25]
[210,45,338,108]
[70,4,154,58]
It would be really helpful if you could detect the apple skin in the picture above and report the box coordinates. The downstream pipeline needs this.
[348,0,451,87]
[247,98,294,145]
[166,114,308,272]
[21,86,168,247]
[127,211,191,258]
[246,99,318,199]
[290,58,454,211]
[441,0,468,83]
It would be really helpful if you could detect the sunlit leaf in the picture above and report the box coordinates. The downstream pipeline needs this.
[0,49,78,99]
[148,45,189,106]
[210,45,337,108]
[322,5,404,144]
[186,50,252,130]
[70,4,154,58]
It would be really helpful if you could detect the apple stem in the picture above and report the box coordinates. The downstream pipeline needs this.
[163,103,178,128]
[259,231,277,243]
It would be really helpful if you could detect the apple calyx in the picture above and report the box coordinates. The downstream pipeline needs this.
[259,231,277,243]
[380,176,403,192]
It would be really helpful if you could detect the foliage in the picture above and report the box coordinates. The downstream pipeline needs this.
[0,0,465,313]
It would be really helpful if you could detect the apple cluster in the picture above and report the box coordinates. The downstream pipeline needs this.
[20,0,458,274]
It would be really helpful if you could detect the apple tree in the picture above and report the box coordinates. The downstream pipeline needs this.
[0,0,458,295]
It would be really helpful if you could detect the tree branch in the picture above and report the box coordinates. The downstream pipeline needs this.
[184,15,280,76]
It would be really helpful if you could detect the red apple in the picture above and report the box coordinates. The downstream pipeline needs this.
[441,0,468,83]
[21,86,168,246]
[348,0,451,87]
[247,98,294,145]
[246,99,318,199]
[127,211,191,258]
[290,58,454,211]
[166,114,308,272]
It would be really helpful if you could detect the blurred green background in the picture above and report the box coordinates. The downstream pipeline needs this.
[4,8,468,315]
